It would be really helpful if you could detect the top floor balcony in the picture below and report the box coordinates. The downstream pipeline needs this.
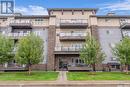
[60,19,88,28]
[120,19,130,29]
[9,19,32,29]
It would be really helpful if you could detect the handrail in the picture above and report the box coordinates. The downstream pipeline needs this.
[120,19,130,25]
[59,32,87,37]
[60,19,88,24]
[55,46,82,51]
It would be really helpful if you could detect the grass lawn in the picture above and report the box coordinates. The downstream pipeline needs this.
[0,71,58,81]
[67,72,130,80]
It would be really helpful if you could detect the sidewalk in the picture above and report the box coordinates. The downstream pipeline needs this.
[57,71,67,82]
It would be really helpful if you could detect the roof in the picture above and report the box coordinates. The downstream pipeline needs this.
[0,14,51,19]
[47,8,98,13]
[91,15,130,18]
[14,15,50,19]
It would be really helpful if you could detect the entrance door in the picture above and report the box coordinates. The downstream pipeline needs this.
[59,59,68,71]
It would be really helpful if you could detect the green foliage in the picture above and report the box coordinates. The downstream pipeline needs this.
[15,33,44,66]
[113,36,130,65]
[80,35,105,66]
[0,34,14,64]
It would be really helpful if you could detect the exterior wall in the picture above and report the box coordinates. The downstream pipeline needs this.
[0,16,49,70]
[31,64,46,70]
[97,18,120,27]
[32,28,48,64]
[51,10,94,70]
[0,17,49,27]
[47,25,56,71]
[98,27,122,64]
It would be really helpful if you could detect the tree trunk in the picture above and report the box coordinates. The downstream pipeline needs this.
[28,65,31,75]
[125,65,129,74]
[89,64,96,75]
[92,64,96,71]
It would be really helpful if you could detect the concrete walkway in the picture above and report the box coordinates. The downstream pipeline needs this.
[57,71,67,82]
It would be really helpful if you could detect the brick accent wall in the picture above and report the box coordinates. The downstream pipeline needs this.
[91,25,99,41]
[47,26,56,71]
[31,64,46,71]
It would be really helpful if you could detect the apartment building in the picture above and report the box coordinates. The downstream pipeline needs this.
[0,8,130,71]
[0,14,49,70]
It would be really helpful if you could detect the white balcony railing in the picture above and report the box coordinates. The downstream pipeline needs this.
[55,46,82,51]
[59,32,87,37]
[120,19,130,25]
[10,19,31,24]
[9,19,46,26]
[60,19,88,24]
[5,31,31,39]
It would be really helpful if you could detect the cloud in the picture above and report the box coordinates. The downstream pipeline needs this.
[15,5,48,15]
[101,0,130,11]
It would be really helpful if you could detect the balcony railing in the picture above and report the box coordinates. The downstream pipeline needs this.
[55,46,82,51]
[60,32,87,37]
[9,19,32,27]
[60,19,88,28]
[120,19,130,29]
[54,46,82,54]
[7,32,30,39]
[59,32,87,41]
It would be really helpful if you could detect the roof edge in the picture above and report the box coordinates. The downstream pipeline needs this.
[47,8,98,13]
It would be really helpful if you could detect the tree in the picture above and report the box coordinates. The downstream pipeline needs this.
[113,36,130,74]
[0,34,14,66]
[15,33,44,75]
[80,35,105,72]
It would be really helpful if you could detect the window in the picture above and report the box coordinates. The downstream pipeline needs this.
[61,11,64,15]
[75,58,84,65]
[105,18,110,22]
[72,58,74,63]
[106,30,110,34]
[35,19,43,21]
[116,65,120,69]
[111,65,120,69]
[76,59,78,64]
[106,30,113,35]
[2,19,6,22]
[82,11,84,15]
[72,11,74,15]
[111,65,115,68]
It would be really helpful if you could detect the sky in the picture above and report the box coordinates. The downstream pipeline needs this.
[14,0,130,15]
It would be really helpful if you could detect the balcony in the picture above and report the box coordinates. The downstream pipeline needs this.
[68,66,92,71]
[120,19,130,29]
[60,19,88,28]
[59,32,87,41]
[54,46,82,55]
[7,32,30,39]
[9,19,32,28]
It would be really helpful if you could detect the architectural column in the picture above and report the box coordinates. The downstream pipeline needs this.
[47,25,56,71]
[91,25,99,41]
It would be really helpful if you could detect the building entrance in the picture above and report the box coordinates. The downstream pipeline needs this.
[59,59,68,71]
